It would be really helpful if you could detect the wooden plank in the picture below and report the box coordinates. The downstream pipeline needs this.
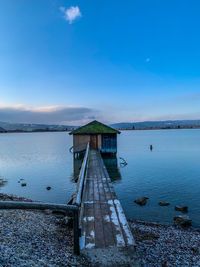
[99,202,116,247]
[89,150,105,248]
[86,178,94,202]
[93,202,105,248]
[96,156,117,247]
[84,202,95,249]
[80,149,135,250]
[98,179,106,202]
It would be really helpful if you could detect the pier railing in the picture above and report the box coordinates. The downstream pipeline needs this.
[72,142,90,254]
[0,142,90,255]
[74,142,90,206]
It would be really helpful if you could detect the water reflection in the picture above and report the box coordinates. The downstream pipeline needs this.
[73,152,121,183]
[73,152,84,182]
[102,154,121,182]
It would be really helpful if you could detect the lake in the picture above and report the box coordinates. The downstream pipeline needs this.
[0,132,75,203]
[0,129,200,227]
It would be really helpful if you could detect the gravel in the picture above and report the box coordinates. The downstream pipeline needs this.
[129,219,200,267]
[0,194,89,267]
[1,193,200,266]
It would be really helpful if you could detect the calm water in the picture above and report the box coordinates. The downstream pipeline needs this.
[116,129,200,228]
[0,132,75,203]
[0,130,200,227]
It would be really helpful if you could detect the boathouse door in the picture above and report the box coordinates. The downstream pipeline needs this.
[90,135,98,149]
[101,134,117,153]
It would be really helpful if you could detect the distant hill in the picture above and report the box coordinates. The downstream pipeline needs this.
[111,120,200,130]
[1,119,200,133]
[0,121,77,132]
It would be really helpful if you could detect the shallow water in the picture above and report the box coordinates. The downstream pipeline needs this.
[0,130,200,227]
[0,132,75,203]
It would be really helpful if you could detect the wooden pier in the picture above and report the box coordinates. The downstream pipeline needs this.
[73,143,139,266]
[80,149,135,249]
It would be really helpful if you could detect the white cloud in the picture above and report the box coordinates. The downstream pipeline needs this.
[60,6,82,24]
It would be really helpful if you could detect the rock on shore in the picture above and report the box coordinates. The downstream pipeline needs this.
[173,215,192,227]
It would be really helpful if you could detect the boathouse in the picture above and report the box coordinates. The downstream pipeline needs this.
[69,120,120,154]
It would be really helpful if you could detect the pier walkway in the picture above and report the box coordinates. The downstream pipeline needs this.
[75,145,139,266]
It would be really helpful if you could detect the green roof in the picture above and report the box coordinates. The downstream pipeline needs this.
[69,120,120,135]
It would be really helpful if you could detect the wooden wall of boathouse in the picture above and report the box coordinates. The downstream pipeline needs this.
[73,135,90,152]
[73,133,117,153]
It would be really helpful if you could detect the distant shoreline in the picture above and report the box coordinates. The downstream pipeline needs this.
[118,126,200,131]
[0,129,72,133]
[1,126,200,133]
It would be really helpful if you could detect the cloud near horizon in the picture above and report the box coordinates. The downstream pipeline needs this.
[60,6,82,24]
[0,105,97,125]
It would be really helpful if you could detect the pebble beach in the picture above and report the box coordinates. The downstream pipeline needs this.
[129,219,200,267]
[0,194,200,266]
[0,194,89,267]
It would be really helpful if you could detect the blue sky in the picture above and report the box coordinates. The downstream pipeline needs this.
[0,0,200,125]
